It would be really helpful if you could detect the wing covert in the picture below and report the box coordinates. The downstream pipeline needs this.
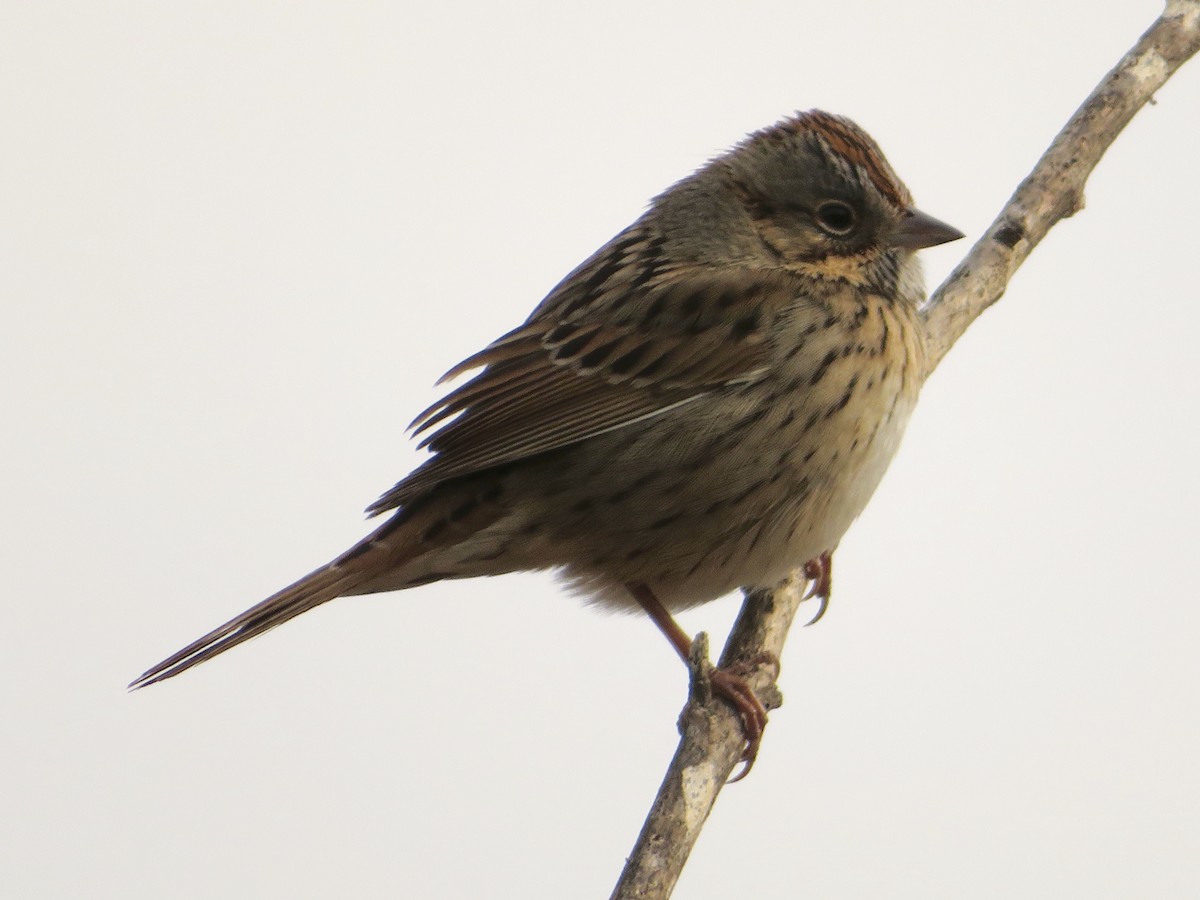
[368,233,798,514]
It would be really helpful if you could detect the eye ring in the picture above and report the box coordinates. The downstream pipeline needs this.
[815,200,857,236]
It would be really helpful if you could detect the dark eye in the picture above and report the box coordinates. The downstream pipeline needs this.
[815,200,857,236]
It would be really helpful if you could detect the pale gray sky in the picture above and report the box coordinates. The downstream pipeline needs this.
[4,2,1198,898]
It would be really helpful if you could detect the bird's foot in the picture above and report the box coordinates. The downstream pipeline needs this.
[688,636,779,782]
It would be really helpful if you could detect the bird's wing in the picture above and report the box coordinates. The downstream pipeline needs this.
[368,230,798,514]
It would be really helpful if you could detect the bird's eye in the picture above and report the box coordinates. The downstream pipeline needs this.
[815,200,857,236]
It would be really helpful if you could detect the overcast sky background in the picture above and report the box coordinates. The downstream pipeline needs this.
[4,2,1198,898]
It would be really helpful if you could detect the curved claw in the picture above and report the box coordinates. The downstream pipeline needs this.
[802,552,833,627]
[804,591,830,627]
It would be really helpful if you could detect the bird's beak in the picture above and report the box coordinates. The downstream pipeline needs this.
[891,208,965,250]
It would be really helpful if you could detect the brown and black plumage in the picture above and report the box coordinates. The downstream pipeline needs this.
[131,111,962,763]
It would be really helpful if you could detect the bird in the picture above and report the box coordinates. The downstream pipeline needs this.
[130,110,962,769]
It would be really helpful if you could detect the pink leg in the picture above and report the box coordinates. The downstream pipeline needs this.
[627,581,771,780]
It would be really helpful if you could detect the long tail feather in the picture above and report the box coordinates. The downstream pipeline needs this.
[129,527,410,690]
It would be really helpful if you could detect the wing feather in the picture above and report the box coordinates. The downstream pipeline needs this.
[368,225,798,515]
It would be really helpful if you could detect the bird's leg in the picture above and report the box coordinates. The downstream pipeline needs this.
[626,581,770,778]
[802,551,833,626]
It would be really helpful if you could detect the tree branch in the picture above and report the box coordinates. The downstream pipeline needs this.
[921,0,1200,374]
[609,579,804,900]
[610,2,1200,897]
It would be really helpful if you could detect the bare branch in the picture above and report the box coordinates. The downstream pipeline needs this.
[921,0,1200,374]
[610,580,803,900]
[611,2,1200,897]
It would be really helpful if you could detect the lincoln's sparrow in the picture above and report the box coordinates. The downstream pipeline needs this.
[131,111,962,764]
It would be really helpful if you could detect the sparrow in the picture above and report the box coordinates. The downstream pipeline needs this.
[131,110,963,770]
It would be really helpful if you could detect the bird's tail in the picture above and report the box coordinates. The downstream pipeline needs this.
[128,518,419,690]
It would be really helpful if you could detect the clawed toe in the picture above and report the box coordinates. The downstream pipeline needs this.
[802,552,833,626]
[626,580,779,781]
[708,662,772,782]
